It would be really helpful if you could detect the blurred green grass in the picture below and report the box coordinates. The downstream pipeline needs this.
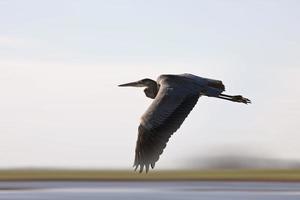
[0,169,300,181]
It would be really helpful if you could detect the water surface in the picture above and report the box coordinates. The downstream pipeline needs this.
[1,181,300,200]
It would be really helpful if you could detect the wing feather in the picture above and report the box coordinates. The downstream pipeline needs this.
[134,87,200,172]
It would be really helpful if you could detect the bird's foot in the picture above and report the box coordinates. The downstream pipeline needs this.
[233,95,251,104]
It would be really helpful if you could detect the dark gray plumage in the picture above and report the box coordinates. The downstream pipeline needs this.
[119,73,251,173]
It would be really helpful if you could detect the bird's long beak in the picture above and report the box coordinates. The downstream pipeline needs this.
[118,81,144,87]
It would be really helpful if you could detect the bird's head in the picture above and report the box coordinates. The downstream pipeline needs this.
[119,78,159,99]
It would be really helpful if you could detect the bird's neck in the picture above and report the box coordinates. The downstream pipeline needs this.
[144,81,159,99]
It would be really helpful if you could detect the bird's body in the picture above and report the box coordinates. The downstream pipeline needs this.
[119,73,250,173]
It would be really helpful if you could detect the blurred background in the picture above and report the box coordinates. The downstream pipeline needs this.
[0,0,300,171]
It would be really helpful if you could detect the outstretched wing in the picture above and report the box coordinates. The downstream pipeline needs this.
[134,76,201,173]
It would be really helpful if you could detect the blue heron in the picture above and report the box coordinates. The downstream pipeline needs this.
[119,73,251,173]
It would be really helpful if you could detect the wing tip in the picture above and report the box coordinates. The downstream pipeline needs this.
[133,162,155,173]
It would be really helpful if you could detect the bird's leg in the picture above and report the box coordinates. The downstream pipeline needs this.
[218,94,251,104]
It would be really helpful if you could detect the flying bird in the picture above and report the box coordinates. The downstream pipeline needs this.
[119,73,251,173]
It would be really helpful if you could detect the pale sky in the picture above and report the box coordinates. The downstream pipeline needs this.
[0,0,299,169]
